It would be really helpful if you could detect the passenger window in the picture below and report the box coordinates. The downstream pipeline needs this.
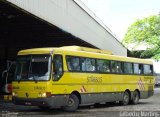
[66,56,80,71]
[144,65,153,75]
[124,63,133,74]
[111,61,122,73]
[81,58,96,72]
[133,63,139,74]
[150,65,153,74]
[97,59,110,73]
[53,55,63,81]
[139,64,143,74]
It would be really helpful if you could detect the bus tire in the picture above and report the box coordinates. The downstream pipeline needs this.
[120,91,130,106]
[131,90,139,105]
[63,94,79,112]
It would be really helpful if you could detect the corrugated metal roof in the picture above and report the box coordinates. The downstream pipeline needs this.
[73,0,120,42]
[4,0,127,56]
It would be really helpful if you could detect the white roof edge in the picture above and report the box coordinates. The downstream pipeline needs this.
[73,0,122,44]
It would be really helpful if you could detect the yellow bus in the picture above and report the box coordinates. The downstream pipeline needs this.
[12,46,154,111]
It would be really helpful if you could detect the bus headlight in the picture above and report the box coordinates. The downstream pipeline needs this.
[38,92,51,97]
[42,93,46,97]
[38,92,46,97]
[12,92,18,97]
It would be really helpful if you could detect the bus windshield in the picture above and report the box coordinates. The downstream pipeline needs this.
[14,55,51,81]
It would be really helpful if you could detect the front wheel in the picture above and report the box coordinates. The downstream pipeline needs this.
[131,90,139,104]
[63,94,79,112]
[120,91,130,106]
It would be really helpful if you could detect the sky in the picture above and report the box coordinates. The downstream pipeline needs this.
[81,0,160,41]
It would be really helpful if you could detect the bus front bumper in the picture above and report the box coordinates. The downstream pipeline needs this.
[12,95,69,108]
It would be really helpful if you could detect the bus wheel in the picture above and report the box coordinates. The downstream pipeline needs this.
[121,91,130,106]
[63,94,79,112]
[131,90,139,104]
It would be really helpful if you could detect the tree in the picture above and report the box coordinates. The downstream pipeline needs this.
[122,15,160,59]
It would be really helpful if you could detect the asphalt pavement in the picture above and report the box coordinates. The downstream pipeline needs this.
[0,88,160,117]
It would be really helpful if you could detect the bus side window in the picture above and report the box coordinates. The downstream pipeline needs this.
[81,58,95,72]
[53,55,63,81]
[139,64,143,74]
[111,61,122,73]
[81,58,86,71]
[66,56,80,71]
[133,63,139,74]
[124,62,133,74]
[144,64,153,75]
[150,65,153,74]
[97,59,110,73]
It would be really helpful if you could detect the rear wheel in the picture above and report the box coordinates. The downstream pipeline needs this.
[131,90,139,104]
[63,94,79,112]
[120,91,130,106]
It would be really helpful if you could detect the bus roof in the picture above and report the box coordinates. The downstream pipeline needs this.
[18,46,152,65]
[18,48,55,55]
[18,46,112,55]
[60,46,113,55]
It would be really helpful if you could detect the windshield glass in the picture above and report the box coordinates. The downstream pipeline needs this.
[15,55,51,81]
